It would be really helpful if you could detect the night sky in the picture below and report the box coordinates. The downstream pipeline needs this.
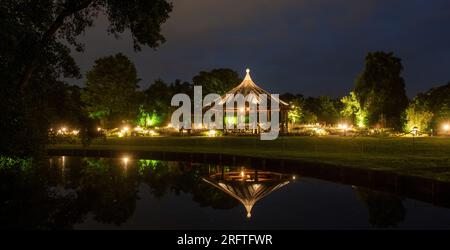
[70,0,450,98]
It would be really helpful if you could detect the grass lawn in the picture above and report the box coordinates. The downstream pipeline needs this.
[49,136,450,181]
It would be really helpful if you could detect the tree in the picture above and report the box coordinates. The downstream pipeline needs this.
[81,53,140,127]
[341,91,368,128]
[142,79,192,126]
[304,96,341,125]
[354,52,408,130]
[10,0,172,91]
[192,68,241,96]
[281,93,305,124]
[1,0,172,156]
[404,82,450,132]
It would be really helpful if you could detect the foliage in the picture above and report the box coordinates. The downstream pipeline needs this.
[81,53,140,127]
[136,106,162,127]
[341,91,368,128]
[303,96,341,125]
[142,78,192,124]
[404,82,450,132]
[354,51,408,129]
[1,0,172,157]
[192,68,241,96]
[404,99,434,133]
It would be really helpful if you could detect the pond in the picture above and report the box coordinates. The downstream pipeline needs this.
[1,155,450,229]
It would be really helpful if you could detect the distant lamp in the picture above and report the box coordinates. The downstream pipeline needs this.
[412,126,419,136]
[443,123,450,132]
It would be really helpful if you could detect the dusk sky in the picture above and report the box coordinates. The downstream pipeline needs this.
[70,0,450,98]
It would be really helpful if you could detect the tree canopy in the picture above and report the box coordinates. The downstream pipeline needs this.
[192,68,241,96]
[82,53,140,127]
[1,0,172,156]
[354,52,408,129]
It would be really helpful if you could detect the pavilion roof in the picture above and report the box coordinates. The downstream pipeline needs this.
[218,69,288,106]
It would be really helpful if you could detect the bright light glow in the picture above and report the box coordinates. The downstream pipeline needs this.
[167,123,172,128]
[412,126,419,135]
[122,157,129,164]
[97,127,101,131]
[338,123,349,130]
[122,126,129,132]
[240,171,245,177]
[149,130,157,136]
[292,175,296,180]
[134,126,142,131]
[208,129,217,137]
[443,124,450,132]
[239,107,245,112]
[195,123,203,129]
[72,130,79,135]
[61,127,67,132]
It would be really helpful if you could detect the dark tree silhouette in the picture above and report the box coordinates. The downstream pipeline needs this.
[354,52,408,129]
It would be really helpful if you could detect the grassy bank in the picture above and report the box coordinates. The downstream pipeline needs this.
[48,136,450,181]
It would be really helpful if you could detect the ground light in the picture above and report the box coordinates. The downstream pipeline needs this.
[443,123,450,133]
[208,129,217,137]
[338,123,349,136]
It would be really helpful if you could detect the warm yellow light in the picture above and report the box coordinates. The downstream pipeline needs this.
[72,130,79,135]
[123,126,129,132]
[208,129,217,137]
[240,171,245,177]
[338,123,348,130]
[61,127,67,132]
[292,175,296,180]
[122,157,129,164]
[239,107,245,112]
[97,127,101,131]
[167,123,172,128]
[134,126,142,131]
[443,124,450,131]
[149,130,157,136]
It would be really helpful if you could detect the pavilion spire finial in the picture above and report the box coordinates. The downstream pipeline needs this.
[244,68,252,81]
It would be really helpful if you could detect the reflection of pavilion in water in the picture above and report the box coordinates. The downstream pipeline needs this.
[203,166,295,218]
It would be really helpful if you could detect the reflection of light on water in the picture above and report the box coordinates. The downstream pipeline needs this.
[203,167,295,219]
[122,156,129,170]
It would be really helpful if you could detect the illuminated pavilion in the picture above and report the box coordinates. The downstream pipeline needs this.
[208,68,289,133]
[202,167,294,218]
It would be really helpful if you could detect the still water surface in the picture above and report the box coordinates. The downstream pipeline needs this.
[1,156,450,229]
